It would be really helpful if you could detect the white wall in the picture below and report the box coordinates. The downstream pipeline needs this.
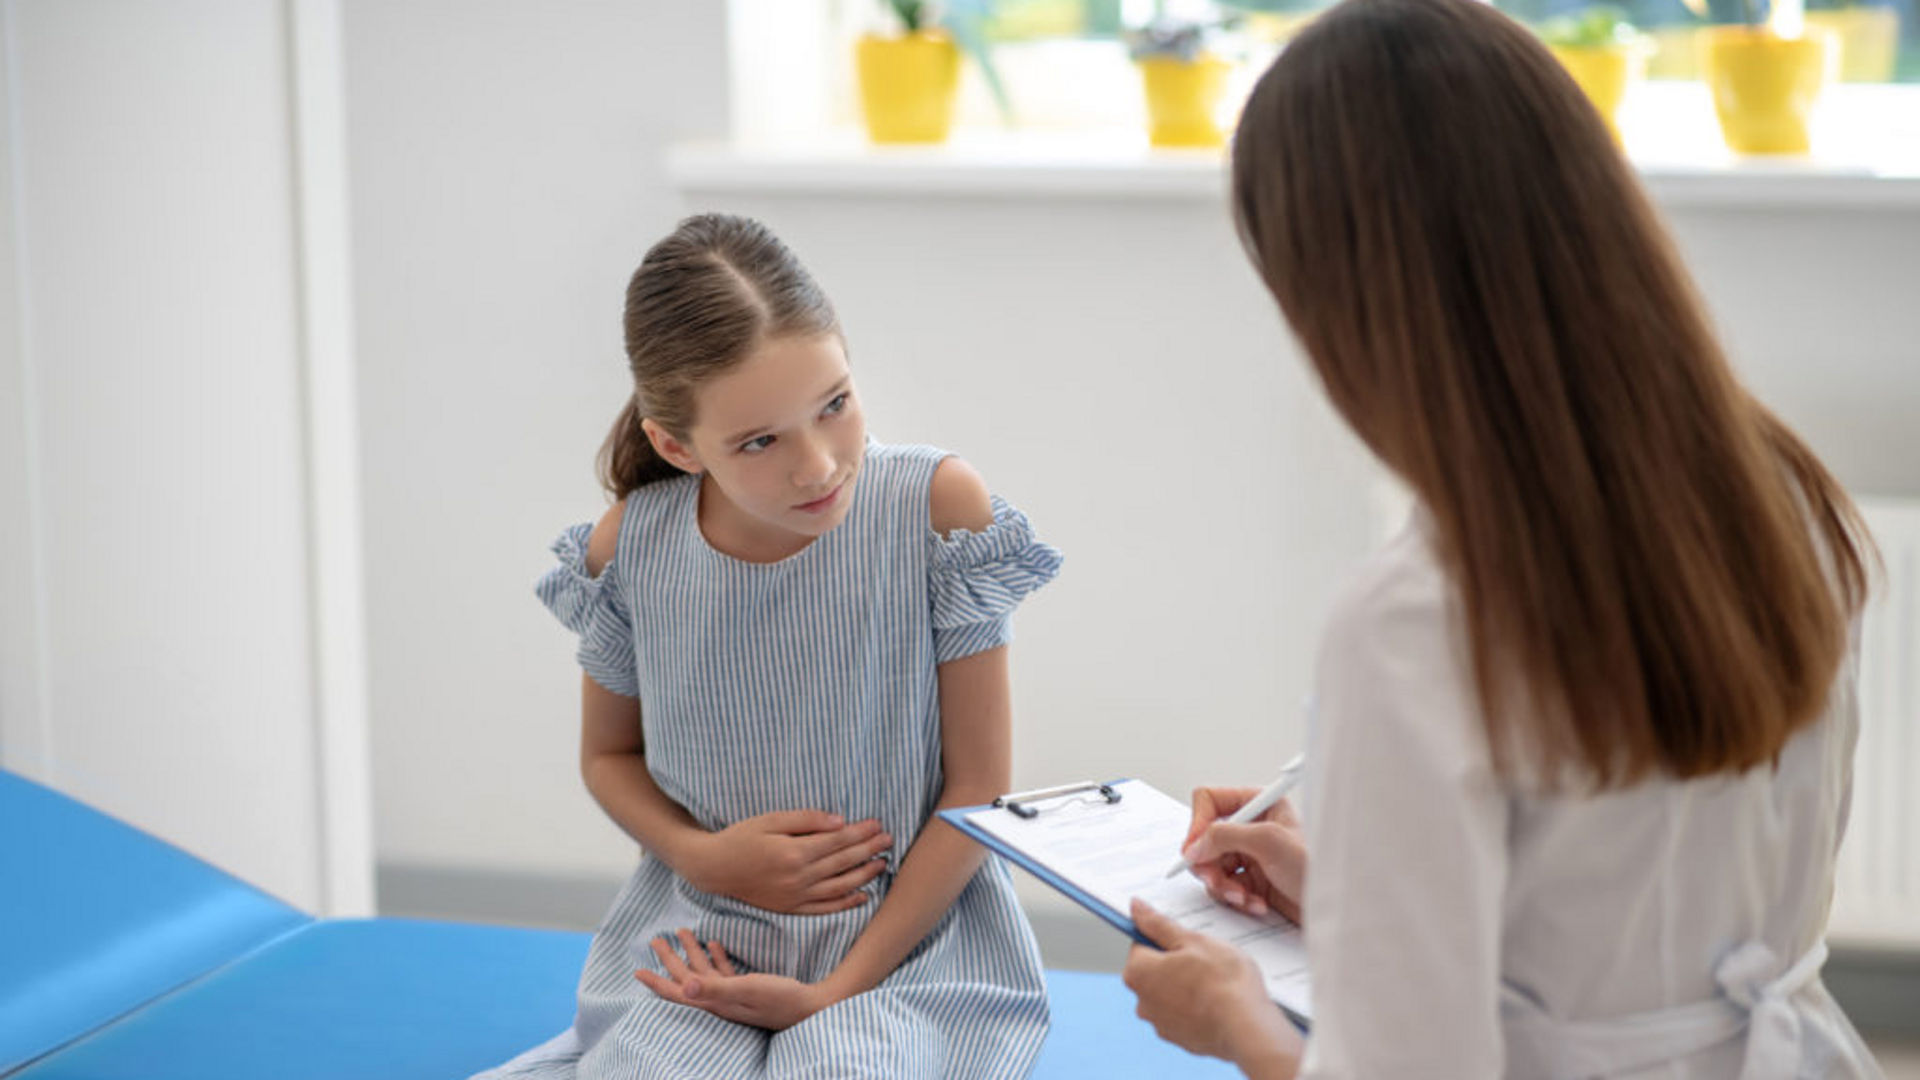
[348,13,1920,897]
[340,3,1378,891]
[0,4,38,797]
[640,181,1920,935]
[9,1,1914,932]
[1659,206,1920,496]
[671,191,1380,811]
[344,0,732,878]
[0,0,368,914]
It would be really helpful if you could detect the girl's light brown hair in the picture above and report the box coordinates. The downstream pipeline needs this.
[600,213,840,498]
[1231,0,1873,787]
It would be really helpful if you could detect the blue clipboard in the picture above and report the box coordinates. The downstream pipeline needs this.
[941,777,1314,1031]
[939,778,1154,946]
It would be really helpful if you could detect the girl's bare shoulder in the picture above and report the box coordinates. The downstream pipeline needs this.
[928,456,992,538]
[586,499,628,577]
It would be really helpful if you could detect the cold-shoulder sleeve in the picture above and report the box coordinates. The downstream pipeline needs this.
[928,495,1062,664]
[534,522,639,698]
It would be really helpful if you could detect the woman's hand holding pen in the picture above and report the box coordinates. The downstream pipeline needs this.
[676,810,893,915]
[1182,788,1307,925]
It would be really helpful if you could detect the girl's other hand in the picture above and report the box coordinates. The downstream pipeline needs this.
[1182,789,1305,924]
[636,930,833,1031]
[680,810,893,914]
[1122,900,1302,1078]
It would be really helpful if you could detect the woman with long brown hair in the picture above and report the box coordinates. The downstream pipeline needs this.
[1119,0,1884,1076]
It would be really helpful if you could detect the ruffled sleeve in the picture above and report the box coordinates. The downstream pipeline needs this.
[534,522,639,698]
[928,495,1063,664]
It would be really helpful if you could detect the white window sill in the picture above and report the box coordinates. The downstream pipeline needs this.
[673,84,1920,210]
[669,132,1235,200]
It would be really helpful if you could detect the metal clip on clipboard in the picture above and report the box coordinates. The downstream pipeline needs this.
[991,780,1123,820]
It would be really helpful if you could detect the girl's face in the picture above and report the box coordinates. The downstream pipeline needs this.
[655,333,867,561]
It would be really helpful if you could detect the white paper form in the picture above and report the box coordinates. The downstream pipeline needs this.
[964,779,1312,1018]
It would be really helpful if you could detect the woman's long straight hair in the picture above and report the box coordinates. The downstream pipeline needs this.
[1231,0,1874,787]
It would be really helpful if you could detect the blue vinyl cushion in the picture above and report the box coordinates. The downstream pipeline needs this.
[13,919,590,1080]
[14,922,1228,1080]
[1032,970,1240,1078]
[4,767,1231,1078]
[0,770,310,1074]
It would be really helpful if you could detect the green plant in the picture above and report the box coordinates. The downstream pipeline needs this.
[1687,0,1769,27]
[1124,14,1241,61]
[881,0,1016,123]
[1537,4,1639,46]
[886,0,932,30]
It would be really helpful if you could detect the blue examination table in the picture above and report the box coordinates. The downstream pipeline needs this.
[1,769,1233,1078]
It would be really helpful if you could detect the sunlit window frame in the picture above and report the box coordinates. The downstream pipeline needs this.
[725,0,1919,176]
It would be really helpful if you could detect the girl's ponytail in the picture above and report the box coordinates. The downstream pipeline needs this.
[597,396,683,500]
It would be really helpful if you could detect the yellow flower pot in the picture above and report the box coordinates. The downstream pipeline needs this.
[856,32,961,144]
[1804,6,1900,82]
[1699,27,1834,155]
[1549,43,1643,142]
[1137,54,1232,149]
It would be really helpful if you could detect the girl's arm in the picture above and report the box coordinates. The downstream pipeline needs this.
[578,509,891,916]
[815,639,1011,1001]
[811,458,1012,1002]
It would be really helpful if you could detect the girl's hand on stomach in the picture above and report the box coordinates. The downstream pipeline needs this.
[679,810,893,915]
[637,930,835,1031]
[1182,789,1305,924]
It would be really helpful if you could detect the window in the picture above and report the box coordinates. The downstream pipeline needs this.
[732,0,1918,164]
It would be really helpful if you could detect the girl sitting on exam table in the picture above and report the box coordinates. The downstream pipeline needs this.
[1118,0,1885,1077]
[474,214,1061,1080]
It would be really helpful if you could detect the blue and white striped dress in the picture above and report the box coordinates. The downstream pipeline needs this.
[477,442,1060,1080]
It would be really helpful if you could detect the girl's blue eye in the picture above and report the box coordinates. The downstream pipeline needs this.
[740,434,775,454]
[823,392,849,417]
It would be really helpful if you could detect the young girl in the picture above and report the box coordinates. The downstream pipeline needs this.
[1120,0,1884,1077]
[475,214,1059,1079]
